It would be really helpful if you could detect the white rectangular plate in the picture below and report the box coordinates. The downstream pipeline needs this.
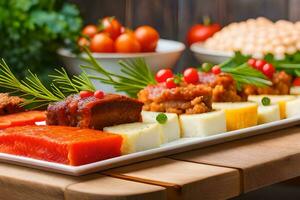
[1,116,300,176]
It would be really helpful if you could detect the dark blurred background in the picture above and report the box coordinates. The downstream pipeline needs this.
[68,0,300,71]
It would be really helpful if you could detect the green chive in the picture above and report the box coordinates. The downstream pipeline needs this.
[156,113,168,124]
[261,97,271,106]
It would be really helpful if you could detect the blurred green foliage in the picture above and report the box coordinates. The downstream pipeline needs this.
[0,0,82,81]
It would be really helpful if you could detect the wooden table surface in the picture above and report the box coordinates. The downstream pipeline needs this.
[1,126,300,200]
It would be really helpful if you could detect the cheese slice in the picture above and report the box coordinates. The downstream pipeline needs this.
[104,123,161,154]
[258,105,280,124]
[141,111,180,143]
[212,102,258,131]
[286,97,300,118]
[179,110,226,137]
[290,86,300,95]
[248,95,296,119]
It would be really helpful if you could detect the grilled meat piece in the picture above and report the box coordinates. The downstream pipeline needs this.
[46,94,143,130]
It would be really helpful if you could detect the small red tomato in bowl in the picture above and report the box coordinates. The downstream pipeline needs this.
[155,69,174,83]
[134,25,159,52]
[90,33,114,53]
[183,68,199,84]
[186,17,221,46]
[82,25,98,38]
[247,58,256,67]
[78,37,90,48]
[101,17,122,40]
[115,33,141,53]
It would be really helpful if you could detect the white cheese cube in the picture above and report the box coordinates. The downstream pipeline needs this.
[104,123,162,154]
[179,110,226,137]
[141,111,180,143]
[258,105,280,124]
[286,97,300,118]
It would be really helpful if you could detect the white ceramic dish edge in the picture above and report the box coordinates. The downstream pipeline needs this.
[0,116,299,176]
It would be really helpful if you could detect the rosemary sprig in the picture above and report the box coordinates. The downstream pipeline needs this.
[0,59,95,109]
[49,68,95,94]
[221,63,272,90]
[81,48,156,97]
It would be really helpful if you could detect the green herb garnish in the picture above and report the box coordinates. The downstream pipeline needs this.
[0,59,95,109]
[156,113,168,124]
[261,97,271,106]
[81,48,156,97]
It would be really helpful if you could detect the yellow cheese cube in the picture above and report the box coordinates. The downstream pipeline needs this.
[212,102,258,131]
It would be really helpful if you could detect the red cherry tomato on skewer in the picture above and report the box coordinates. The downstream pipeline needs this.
[254,60,267,71]
[293,77,300,86]
[183,68,199,84]
[262,63,275,78]
[165,77,177,89]
[80,91,94,98]
[94,90,105,99]
[247,58,256,67]
[212,65,221,75]
[155,69,174,83]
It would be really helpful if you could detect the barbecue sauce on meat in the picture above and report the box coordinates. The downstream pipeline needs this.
[46,94,143,130]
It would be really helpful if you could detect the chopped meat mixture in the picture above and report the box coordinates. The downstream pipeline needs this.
[0,93,24,115]
[242,71,292,96]
[138,83,212,114]
[199,73,243,102]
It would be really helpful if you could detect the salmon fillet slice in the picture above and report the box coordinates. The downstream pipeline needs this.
[0,125,122,166]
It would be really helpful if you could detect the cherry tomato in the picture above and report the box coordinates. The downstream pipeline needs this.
[90,33,114,53]
[101,17,122,40]
[80,91,94,98]
[115,33,141,53]
[155,69,174,83]
[186,23,221,46]
[183,68,199,84]
[134,26,159,52]
[82,25,98,38]
[212,65,221,75]
[247,58,256,67]
[254,60,267,71]
[165,78,177,89]
[78,37,90,48]
[94,90,105,99]
[293,77,300,86]
[262,63,275,78]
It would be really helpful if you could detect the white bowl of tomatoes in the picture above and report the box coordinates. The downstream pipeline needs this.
[58,17,185,93]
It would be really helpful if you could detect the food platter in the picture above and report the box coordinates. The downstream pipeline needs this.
[0,116,299,176]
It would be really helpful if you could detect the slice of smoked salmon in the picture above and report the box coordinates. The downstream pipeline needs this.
[0,125,123,166]
[0,111,46,129]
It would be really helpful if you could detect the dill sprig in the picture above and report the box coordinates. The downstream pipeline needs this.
[0,59,95,109]
[81,48,156,97]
